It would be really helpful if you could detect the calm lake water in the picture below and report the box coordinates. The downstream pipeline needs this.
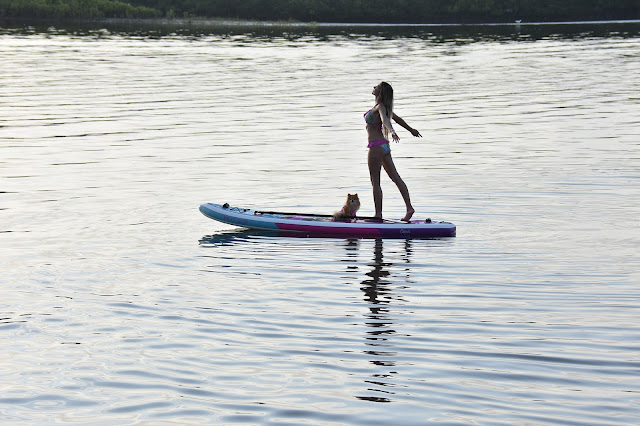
[1,21,639,424]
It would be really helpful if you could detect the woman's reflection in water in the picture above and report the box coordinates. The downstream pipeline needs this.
[355,238,412,403]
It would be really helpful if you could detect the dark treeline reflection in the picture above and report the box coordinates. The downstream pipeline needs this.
[2,20,640,42]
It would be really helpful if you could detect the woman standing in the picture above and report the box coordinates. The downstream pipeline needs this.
[364,82,422,221]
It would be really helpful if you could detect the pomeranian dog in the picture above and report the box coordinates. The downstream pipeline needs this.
[333,193,361,221]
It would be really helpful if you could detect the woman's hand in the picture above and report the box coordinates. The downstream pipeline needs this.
[410,128,422,137]
[392,131,400,143]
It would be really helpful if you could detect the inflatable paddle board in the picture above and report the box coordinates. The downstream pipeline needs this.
[200,203,455,238]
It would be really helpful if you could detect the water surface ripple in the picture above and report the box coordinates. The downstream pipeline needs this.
[1,23,639,425]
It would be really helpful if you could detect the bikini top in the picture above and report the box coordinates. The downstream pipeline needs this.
[364,104,381,129]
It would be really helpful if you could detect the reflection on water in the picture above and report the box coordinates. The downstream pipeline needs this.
[2,19,640,42]
[358,239,401,403]
[199,230,284,246]
[200,233,426,406]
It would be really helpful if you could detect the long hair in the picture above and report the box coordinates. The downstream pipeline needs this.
[379,82,394,139]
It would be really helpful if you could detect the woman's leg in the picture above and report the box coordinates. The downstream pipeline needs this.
[368,147,384,218]
[382,154,415,221]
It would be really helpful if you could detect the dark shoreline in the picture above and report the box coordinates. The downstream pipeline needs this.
[3,17,640,41]
[3,16,640,28]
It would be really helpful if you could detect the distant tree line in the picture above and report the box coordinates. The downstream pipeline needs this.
[0,0,159,19]
[133,0,640,23]
[2,0,639,22]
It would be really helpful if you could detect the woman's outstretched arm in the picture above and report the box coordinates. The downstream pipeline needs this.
[393,113,422,137]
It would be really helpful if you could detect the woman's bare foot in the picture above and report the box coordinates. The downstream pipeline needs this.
[402,208,415,222]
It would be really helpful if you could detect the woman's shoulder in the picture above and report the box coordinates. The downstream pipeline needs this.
[375,102,387,113]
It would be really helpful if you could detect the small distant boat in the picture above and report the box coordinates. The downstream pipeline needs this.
[200,203,456,239]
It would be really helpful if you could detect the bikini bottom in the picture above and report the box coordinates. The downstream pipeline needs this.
[368,139,390,155]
